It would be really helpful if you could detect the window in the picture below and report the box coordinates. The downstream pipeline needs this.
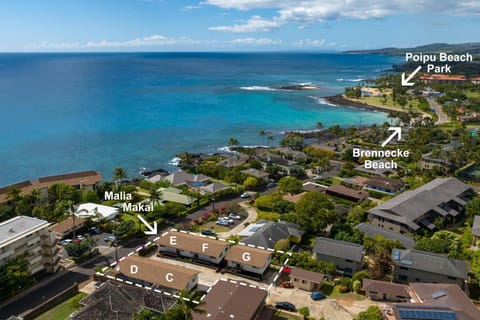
[415,278,420,281]
[400,267,409,271]
[399,275,407,281]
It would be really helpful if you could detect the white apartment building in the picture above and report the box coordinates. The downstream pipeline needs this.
[0,216,61,274]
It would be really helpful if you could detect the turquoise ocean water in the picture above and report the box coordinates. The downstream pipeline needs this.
[0,52,400,185]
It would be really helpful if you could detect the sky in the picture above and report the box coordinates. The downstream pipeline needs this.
[1,0,479,52]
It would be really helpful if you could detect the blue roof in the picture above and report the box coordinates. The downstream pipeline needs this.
[398,308,457,320]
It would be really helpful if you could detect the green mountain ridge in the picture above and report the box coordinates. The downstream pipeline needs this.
[345,42,480,55]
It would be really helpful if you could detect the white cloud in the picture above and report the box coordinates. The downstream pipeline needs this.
[208,15,283,32]
[230,37,281,45]
[183,5,202,10]
[204,0,480,32]
[293,38,336,47]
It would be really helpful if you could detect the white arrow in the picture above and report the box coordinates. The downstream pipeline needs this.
[137,214,157,235]
[381,127,402,147]
[401,66,422,86]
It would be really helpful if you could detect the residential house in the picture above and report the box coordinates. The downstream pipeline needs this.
[289,268,325,291]
[1,216,61,274]
[354,223,415,249]
[163,171,210,187]
[49,216,86,239]
[72,281,176,320]
[115,255,199,291]
[419,74,467,84]
[156,231,229,265]
[341,176,370,190]
[313,237,364,276]
[241,168,270,182]
[0,170,102,205]
[419,153,453,171]
[218,154,250,168]
[258,152,302,175]
[390,283,480,320]
[472,215,480,245]
[471,77,480,85]
[368,177,474,234]
[238,220,304,250]
[326,185,369,202]
[302,181,328,193]
[363,176,406,195]
[225,244,272,276]
[361,279,410,302]
[74,203,119,221]
[200,182,231,194]
[193,279,268,320]
[160,187,196,206]
[354,159,398,176]
[392,248,468,289]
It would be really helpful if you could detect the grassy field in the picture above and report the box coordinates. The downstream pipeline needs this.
[35,293,87,320]
[349,94,430,116]
[256,209,281,221]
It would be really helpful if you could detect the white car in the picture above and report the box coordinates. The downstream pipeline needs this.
[240,192,250,198]
[228,213,241,220]
[59,239,73,246]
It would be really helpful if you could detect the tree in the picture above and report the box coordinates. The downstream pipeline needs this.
[274,239,290,252]
[267,134,275,146]
[278,176,303,195]
[0,255,35,300]
[113,166,128,190]
[280,133,304,150]
[243,176,259,190]
[355,306,382,320]
[259,130,266,145]
[149,189,162,206]
[299,306,310,320]
[159,290,206,320]
[293,191,336,234]
[228,137,239,147]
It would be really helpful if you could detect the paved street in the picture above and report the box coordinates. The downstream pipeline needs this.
[427,97,449,124]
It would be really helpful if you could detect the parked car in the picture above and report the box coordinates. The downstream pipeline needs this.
[59,239,73,246]
[219,217,234,224]
[280,281,293,288]
[94,281,105,289]
[311,291,326,301]
[72,238,82,244]
[275,301,296,312]
[76,235,85,240]
[89,226,101,235]
[201,229,216,236]
[240,192,250,198]
[216,220,229,226]
[228,213,242,220]
[104,235,116,243]
[266,182,277,188]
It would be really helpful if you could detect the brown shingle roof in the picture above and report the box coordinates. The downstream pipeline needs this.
[115,256,199,291]
[364,176,405,192]
[289,268,325,284]
[194,279,267,320]
[362,279,410,298]
[225,245,272,268]
[49,216,86,235]
[156,231,229,258]
[327,184,369,201]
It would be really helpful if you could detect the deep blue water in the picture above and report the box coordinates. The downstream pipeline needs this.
[0,52,400,185]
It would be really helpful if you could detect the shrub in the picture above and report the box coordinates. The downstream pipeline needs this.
[353,280,361,293]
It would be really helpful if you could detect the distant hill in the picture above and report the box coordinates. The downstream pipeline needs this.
[345,43,480,55]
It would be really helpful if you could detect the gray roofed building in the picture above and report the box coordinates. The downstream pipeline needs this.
[363,176,406,195]
[241,168,270,181]
[163,171,194,186]
[72,281,176,320]
[354,159,398,176]
[241,220,304,250]
[392,249,468,289]
[368,177,474,234]
[218,154,250,168]
[355,223,415,249]
[313,237,364,276]
[200,182,231,194]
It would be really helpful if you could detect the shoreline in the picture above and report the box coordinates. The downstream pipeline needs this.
[324,94,408,114]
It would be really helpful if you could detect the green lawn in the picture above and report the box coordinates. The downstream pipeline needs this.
[201,221,230,233]
[35,292,87,320]
[273,311,302,320]
[256,209,281,221]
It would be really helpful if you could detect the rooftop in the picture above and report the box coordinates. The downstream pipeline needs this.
[472,215,480,237]
[369,177,473,231]
[225,244,272,268]
[355,223,415,249]
[326,184,369,201]
[49,216,86,235]
[241,220,304,250]
[0,216,50,246]
[313,237,364,263]
[392,249,468,280]
[364,176,405,192]
[362,279,410,298]
[156,231,229,258]
[289,267,325,284]
[241,168,270,179]
[115,255,199,291]
[193,279,267,320]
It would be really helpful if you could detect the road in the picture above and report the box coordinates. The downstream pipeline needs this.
[427,97,449,124]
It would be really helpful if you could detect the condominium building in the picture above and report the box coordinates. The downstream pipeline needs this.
[0,216,61,274]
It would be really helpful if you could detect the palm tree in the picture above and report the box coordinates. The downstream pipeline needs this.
[259,130,266,146]
[149,189,162,206]
[6,186,22,203]
[316,121,324,141]
[176,289,206,320]
[112,166,128,190]
[267,135,275,146]
[228,137,239,147]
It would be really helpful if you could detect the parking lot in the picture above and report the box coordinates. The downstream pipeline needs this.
[267,287,383,320]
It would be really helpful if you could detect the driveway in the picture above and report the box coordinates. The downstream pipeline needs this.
[267,287,382,320]
[217,201,257,238]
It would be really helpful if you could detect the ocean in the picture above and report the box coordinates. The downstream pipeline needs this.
[0,52,400,185]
